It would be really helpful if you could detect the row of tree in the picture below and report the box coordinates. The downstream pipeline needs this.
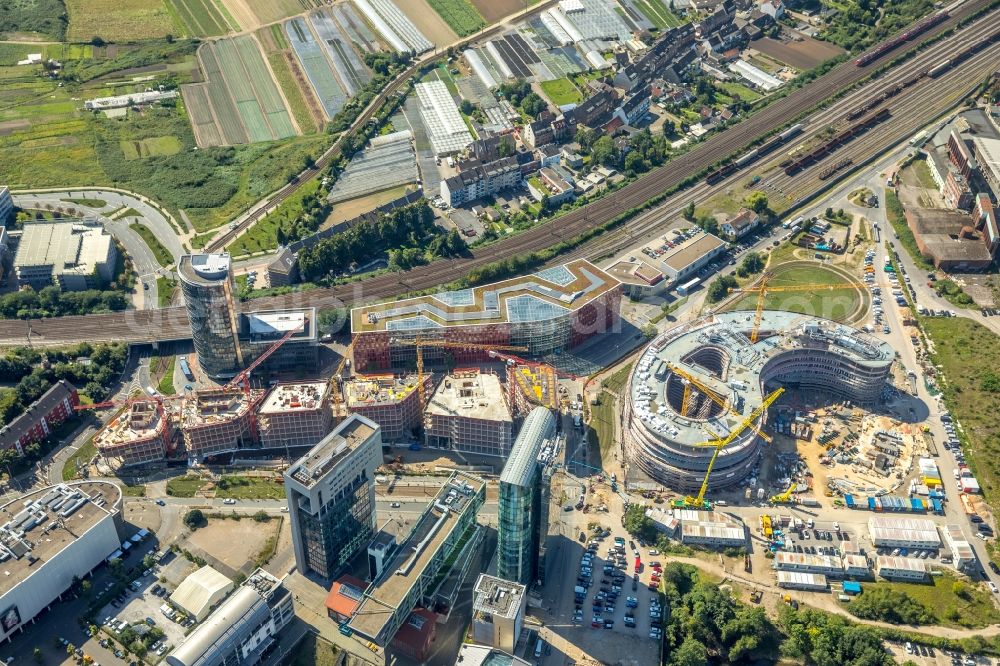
[0,286,129,320]
[296,202,465,282]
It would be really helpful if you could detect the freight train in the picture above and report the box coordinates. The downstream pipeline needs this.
[783,108,890,176]
[854,10,949,66]
[705,123,804,184]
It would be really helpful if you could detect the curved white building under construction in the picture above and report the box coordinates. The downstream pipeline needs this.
[623,311,894,491]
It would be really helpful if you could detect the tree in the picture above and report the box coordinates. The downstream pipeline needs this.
[736,252,765,278]
[707,275,738,303]
[521,92,547,118]
[661,118,676,137]
[183,508,206,530]
[317,307,348,336]
[746,191,769,214]
[641,323,657,339]
[624,151,647,176]
[672,637,708,666]
[459,99,475,115]
[682,202,696,221]
[591,135,617,168]
[80,579,92,595]
[33,648,43,663]
[623,505,658,542]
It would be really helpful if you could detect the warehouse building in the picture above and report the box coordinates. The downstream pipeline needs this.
[971,136,1000,196]
[425,370,513,457]
[347,472,485,647]
[776,571,828,591]
[93,400,174,468]
[0,482,123,643]
[868,516,941,549]
[605,231,726,297]
[875,556,928,581]
[257,382,332,450]
[351,259,621,371]
[165,568,293,666]
[344,374,430,441]
[675,511,746,547]
[471,574,527,654]
[0,380,79,454]
[14,220,117,291]
[773,552,843,577]
[284,415,382,580]
[169,565,234,621]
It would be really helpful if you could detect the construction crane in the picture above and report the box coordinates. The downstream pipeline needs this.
[770,482,796,504]
[675,387,784,510]
[330,340,355,411]
[389,338,528,411]
[224,327,299,396]
[488,350,582,410]
[667,363,771,443]
[731,274,868,343]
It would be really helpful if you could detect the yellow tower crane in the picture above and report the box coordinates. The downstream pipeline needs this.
[389,338,528,410]
[676,387,785,510]
[731,274,869,343]
[667,363,772,443]
[330,340,355,414]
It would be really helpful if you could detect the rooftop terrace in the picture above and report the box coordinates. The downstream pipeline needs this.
[472,574,525,620]
[350,259,618,333]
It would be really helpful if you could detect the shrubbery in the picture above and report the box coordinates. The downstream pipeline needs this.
[847,588,936,625]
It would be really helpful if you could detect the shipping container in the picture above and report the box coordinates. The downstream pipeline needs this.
[845,494,855,509]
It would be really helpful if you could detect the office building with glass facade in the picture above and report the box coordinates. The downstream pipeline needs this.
[178,254,243,379]
[349,259,621,371]
[283,415,382,579]
[497,407,557,585]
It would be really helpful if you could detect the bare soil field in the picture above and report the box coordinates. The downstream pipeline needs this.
[218,0,260,31]
[471,0,522,23]
[186,516,281,575]
[400,0,458,45]
[322,184,418,228]
[754,35,845,70]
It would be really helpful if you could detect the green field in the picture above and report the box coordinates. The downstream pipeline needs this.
[716,80,762,102]
[540,77,583,106]
[65,0,179,42]
[885,188,935,271]
[166,0,231,37]
[634,0,684,29]
[166,475,205,497]
[0,0,68,41]
[129,222,174,267]
[426,0,485,36]
[157,276,176,307]
[120,135,182,160]
[61,197,107,208]
[226,177,321,256]
[215,475,286,499]
[266,51,317,134]
[156,355,176,394]
[725,262,867,323]
[63,435,97,481]
[923,317,1000,512]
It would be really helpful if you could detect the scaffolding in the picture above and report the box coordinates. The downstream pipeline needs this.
[182,387,266,459]
[257,382,333,449]
[345,373,430,442]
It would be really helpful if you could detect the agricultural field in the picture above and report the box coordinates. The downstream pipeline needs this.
[165,0,234,37]
[0,0,67,40]
[469,0,523,23]
[632,0,685,29]
[309,9,372,97]
[402,0,462,44]
[228,0,319,28]
[182,35,298,147]
[540,77,583,106]
[257,26,322,134]
[285,17,346,119]
[65,0,179,42]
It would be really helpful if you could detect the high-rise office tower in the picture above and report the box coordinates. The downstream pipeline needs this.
[177,253,243,379]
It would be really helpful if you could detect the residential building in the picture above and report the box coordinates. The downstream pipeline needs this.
[759,0,784,18]
[178,254,244,379]
[497,408,557,584]
[0,186,12,224]
[284,415,382,579]
[165,569,293,666]
[536,144,561,168]
[351,259,621,371]
[344,373,430,441]
[169,565,234,621]
[440,156,521,207]
[564,89,617,131]
[530,167,576,206]
[523,119,554,148]
[614,88,652,126]
[0,482,124,643]
[425,370,513,457]
[181,387,265,460]
[347,472,486,647]
[0,380,79,454]
[471,574,527,653]
[868,516,941,549]
[14,221,117,291]
[720,208,760,238]
[875,556,928,581]
[256,381,332,450]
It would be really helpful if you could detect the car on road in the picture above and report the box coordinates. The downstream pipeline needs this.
[989,562,1000,574]
[223,498,236,505]
[989,582,998,594]
[390,502,401,508]
[155,499,165,506]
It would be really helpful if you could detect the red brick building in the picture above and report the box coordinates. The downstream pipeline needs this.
[0,380,79,454]
[390,608,437,661]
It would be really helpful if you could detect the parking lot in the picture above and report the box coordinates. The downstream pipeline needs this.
[97,567,190,660]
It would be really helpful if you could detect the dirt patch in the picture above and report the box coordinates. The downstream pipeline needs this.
[0,119,30,136]
[471,0,521,23]
[218,0,260,32]
[401,0,459,45]
[322,185,418,228]
[753,35,845,70]
[185,517,281,577]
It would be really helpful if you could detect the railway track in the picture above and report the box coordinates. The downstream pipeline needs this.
[2,0,996,346]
